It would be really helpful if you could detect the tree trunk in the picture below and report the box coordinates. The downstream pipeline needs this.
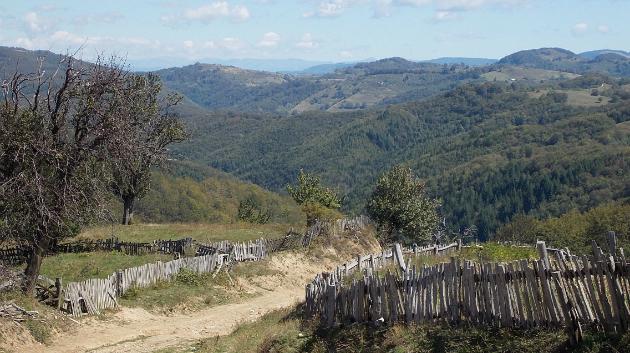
[122,194,135,225]
[23,237,50,296]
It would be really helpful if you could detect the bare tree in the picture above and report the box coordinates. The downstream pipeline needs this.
[109,74,186,225]
[0,54,163,294]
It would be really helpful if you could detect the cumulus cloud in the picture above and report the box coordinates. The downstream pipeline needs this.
[306,0,527,19]
[339,50,354,58]
[257,32,280,48]
[296,33,319,49]
[73,11,125,27]
[571,22,588,36]
[183,39,195,49]
[433,10,457,21]
[304,0,363,18]
[162,1,250,25]
[597,25,609,34]
[23,12,52,34]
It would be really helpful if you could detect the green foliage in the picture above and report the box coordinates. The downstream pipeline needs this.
[175,268,205,286]
[494,202,630,254]
[237,198,271,224]
[132,161,303,224]
[287,170,341,224]
[366,165,440,244]
[174,78,630,240]
[287,170,341,209]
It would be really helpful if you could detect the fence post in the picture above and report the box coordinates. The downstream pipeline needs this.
[116,270,123,297]
[536,241,550,269]
[607,231,617,257]
[393,243,406,273]
[55,277,63,310]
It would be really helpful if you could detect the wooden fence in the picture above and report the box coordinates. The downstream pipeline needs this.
[305,235,629,343]
[62,238,268,316]
[0,237,194,265]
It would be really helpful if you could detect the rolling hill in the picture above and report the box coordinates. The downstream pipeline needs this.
[172,76,630,239]
[498,47,630,76]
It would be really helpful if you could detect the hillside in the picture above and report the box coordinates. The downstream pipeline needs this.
[498,47,630,76]
[156,57,481,114]
[173,76,630,240]
[131,161,303,224]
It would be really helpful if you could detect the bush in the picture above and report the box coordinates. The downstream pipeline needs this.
[175,268,205,286]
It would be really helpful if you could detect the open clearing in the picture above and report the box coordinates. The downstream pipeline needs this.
[20,251,336,353]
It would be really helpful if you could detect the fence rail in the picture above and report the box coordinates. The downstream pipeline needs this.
[306,233,629,344]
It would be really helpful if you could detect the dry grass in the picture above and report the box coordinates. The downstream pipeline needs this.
[77,222,300,243]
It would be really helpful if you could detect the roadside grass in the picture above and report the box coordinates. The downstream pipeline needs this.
[171,306,630,353]
[77,222,298,243]
[38,251,173,282]
[118,269,250,314]
[118,258,282,314]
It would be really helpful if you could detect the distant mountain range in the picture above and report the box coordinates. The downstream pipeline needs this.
[2,45,630,115]
[127,55,497,73]
[421,57,497,66]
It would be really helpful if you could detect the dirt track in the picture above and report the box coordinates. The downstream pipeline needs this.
[24,253,325,353]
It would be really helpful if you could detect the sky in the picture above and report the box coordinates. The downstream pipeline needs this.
[0,0,629,64]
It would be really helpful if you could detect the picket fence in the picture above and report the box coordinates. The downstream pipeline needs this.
[62,239,268,316]
[305,235,630,343]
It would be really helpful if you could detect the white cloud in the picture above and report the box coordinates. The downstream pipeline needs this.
[164,1,251,24]
[304,0,363,18]
[257,32,280,48]
[183,40,194,49]
[571,22,589,36]
[307,0,528,19]
[296,33,319,49]
[433,10,457,21]
[220,37,245,51]
[73,11,124,27]
[597,24,609,34]
[23,12,50,34]
[339,50,354,58]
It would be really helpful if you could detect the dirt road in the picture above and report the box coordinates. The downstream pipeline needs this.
[24,253,324,353]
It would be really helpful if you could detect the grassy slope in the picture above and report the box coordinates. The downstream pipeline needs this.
[116,161,304,225]
[78,222,297,243]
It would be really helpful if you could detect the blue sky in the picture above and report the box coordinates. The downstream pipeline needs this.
[0,0,628,63]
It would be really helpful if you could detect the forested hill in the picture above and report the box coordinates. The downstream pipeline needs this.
[498,48,630,77]
[173,76,630,240]
[155,57,481,114]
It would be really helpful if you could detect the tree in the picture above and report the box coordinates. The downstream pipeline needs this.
[0,55,164,294]
[110,74,186,225]
[237,197,271,224]
[366,165,440,245]
[286,169,341,225]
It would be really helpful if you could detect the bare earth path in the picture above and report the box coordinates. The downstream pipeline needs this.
[24,252,328,353]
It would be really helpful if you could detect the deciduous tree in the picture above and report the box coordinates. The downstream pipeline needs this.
[366,165,440,245]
